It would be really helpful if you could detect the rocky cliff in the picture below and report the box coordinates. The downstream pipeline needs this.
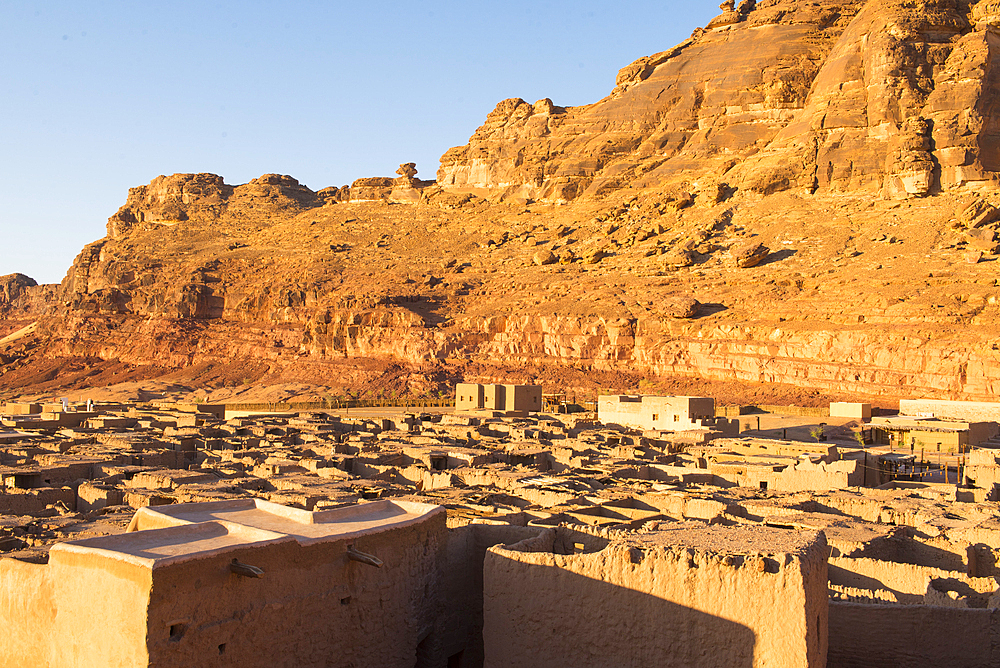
[6,0,1000,404]
[438,0,1000,203]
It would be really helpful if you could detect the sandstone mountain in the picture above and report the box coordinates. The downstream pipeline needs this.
[441,0,1000,203]
[5,0,1000,405]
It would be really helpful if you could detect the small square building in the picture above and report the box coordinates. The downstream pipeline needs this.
[0,498,446,668]
[455,383,542,415]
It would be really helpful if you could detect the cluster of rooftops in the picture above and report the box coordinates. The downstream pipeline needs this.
[1,387,1000,665]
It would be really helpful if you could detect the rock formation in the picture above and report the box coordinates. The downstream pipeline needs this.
[438,0,1000,203]
[0,274,37,312]
[9,1,1000,405]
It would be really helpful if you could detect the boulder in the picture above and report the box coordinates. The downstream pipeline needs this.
[663,296,701,318]
[731,241,769,268]
[663,250,696,270]
[958,199,1000,228]
[965,227,998,253]
[533,250,557,266]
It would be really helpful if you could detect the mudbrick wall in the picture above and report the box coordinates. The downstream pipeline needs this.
[482,525,829,668]
[828,602,1000,667]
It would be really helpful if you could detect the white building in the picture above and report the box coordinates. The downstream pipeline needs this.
[598,395,736,434]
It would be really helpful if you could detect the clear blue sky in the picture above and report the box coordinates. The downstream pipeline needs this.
[0,1,718,284]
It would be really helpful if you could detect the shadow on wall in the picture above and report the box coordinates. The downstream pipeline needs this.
[483,553,756,668]
[829,602,1000,667]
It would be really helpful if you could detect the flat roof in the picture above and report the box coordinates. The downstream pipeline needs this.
[52,520,289,568]
[132,498,441,544]
[50,498,443,568]
[870,416,970,432]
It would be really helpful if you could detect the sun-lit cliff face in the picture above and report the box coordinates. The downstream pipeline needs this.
[439,0,1000,202]
[5,0,1000,404]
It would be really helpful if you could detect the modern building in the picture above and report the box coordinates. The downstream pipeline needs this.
[598,395,736,434]
[830,402,872,420]
[869,415,998,453]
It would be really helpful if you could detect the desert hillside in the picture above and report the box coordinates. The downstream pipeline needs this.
[4,0,1000,405]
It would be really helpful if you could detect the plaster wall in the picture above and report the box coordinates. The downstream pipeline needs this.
[483,526,828,668]
[439,521,545,667]
[144,518,445,668]
[455,383,485,412]
[0,487,76,514]
[829,403,871,419]
[969,421,1000,446]
[0,559,57,668]
[0,549,151,668]
[827,556,988,603]
[456,384,541,413]
[712,459,862,492]
[50,550,151,668]
[0,499,448,668]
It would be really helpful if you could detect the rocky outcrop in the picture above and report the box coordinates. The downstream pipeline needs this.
[106,173,319,239]
[0,274,37,311]
[883,117,936,199]
[24,301,1000,402]
[349,165,433,203]
[107,173,233,239]
[439,0,1000,203]
[731,241,769,268]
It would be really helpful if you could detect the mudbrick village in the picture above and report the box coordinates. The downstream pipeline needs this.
[10,0,1000,666]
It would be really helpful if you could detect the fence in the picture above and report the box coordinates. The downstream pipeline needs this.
[715,404,830,418]
[223,398,456,412]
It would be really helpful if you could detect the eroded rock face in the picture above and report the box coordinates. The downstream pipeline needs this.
[106,173,322,240]
[0,274,37,311]
[107,173,233,239]
[439,0,1000,203]
[15,4,1000,405]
